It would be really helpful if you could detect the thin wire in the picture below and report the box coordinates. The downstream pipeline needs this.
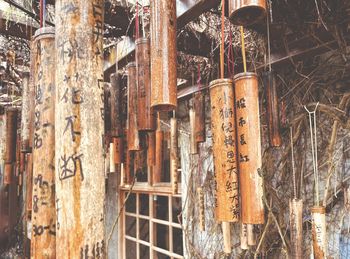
[290,127,297,199]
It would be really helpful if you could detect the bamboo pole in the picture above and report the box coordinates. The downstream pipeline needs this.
[30,27,56,259]
[150,0,177,111]
[170,116,178,194]
[55,1,106,257]
[20,72,32,153]
[189,108,197,154]
[110,142,116,173]
[311,206,327,259]
[153,115,163,184]
[197,187,205,231]
[4,108,18,185]
[240,223,248,250]
[147,131,156,166]
[247,224,256,246]
[290,199,303,259]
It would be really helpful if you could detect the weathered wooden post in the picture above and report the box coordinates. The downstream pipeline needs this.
[150,0,177,111]
[311,206,327,259]
[228,0,266,26]
[127,62,140,151]
[234,72,265,225]
[210,78,240,253]
[136,37,156,131]
[290,199,303,259]
[30,27,56,258]
[55,0,106,257]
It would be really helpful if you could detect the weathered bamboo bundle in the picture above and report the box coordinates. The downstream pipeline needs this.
[290,198,303,259]
[150,0,177,111]
[136,37,156,131]
[264,71,282,147]
[153,117,163,184]
[194,92,206,143]
[30,27,56,258]
[170,117,178,194]
[209,78,239,222]
[311,206,327,259]
[228,0,267,26]
[127,62,141,151]
[55,1,106,257]
[234,72,264,224]
[4,108,18,185]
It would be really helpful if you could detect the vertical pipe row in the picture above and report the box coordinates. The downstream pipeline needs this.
[55,1,106,257]
[30,27,56,258]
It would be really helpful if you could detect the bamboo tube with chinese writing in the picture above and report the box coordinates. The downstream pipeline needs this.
[234,72,264,224]
[170,116,178,194]
[127,62,140,151]
[228,0,267,26]
[197,187,205,231]
[136,37,156,131]
[311,206,326,259]
[150,0,177,111]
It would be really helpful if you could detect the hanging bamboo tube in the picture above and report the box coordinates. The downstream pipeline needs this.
[153,115,163,184]
[209,79,240,222]
[20,72,33,153]
[110,73,123,137]
[170,116,178,194]
[30,27,56,258]
[4,108,18,185]
[289,198,303,259]
[234,72,264,224]
[247,224,256,246]
[113,136,124,164]
[264,71,282,147]
[127,62,141,151]
[147,131,156,166]
[197,187,205,231]
[150,0,177,111]
[189,108,197,154]
[228,0,267,26]
[311,206,327,259]
[55,0,106,257]
[240,223,249,250]
[110,142,116,173]
[136,37,156,131]
[194,92,205,143]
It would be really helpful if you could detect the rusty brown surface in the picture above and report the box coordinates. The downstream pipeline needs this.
[136,38,156,131]
[55,0,106,257]
[153,128,164,184]
[194,92,206,143]
[264,71,282,147]
[234,72,264,224]
[147,131,156,166]
[228,0,266,26]
[170,117,178,194]
[209,78,239,222]
[30,27,56,259]
[290,199,303,259]
[127,62,141,151]
[311,206,326,259]
[113,137,124,164]
[150,0,177,111]
[110,73,123,137]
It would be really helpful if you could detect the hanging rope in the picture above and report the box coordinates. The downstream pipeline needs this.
[304,102,320,205]
[240,26,247,73]
[220,0,225,79]
[290,127,297,199]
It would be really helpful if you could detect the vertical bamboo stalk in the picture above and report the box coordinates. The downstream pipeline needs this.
[311,206,327,259]
[136,38,156,131]
[127,62,140,151]
[4,108,18,185]
[222,222,231,253]
[153,117,163,184]
[240,223,248,250]
[20,72,32,153]
[110,72,123,137]
[30,27,56,258]
[189,108,197,154]
[264,71,281,147]
[234,72,264,224]
[25,153,33,217]
[55,1,106,257]
[209,78,240,223]
[150,0,177,111]
[289,198,303,259]
[170,117,178,194]
[197,187,205,231]
[194,92,205,143]
[247,224,256,246]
